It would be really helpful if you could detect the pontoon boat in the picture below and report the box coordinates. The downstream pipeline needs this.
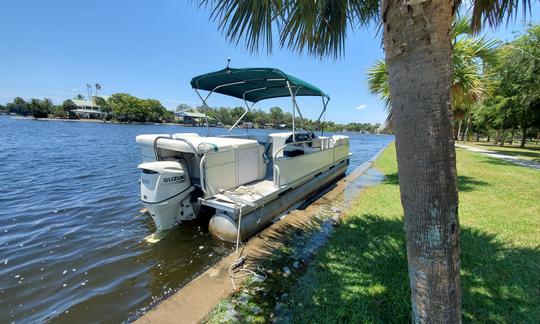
[136,67,351,242]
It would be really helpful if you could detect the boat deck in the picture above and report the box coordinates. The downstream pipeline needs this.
[199,179,280,214]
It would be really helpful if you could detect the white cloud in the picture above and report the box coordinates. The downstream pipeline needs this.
[356,104,368,110]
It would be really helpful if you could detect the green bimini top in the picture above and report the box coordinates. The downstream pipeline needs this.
[190,67,329,103]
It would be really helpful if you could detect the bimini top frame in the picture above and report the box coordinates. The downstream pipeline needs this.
[190,66,330,139]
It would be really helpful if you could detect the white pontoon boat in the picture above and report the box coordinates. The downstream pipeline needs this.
[136,67,351,242]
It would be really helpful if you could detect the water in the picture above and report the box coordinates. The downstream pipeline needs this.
[0,116,393,323]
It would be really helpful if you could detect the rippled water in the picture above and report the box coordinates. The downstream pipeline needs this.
[0,116,393,323]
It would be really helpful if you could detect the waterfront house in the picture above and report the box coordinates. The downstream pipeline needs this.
[174,110,206,125]
[72,96,109,119]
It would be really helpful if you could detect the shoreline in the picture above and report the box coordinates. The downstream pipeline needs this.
[6,116,187,126]
[2,115,391,134]
[135,142,393,323]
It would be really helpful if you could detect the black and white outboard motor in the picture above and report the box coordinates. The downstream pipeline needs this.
[137,161,196,232]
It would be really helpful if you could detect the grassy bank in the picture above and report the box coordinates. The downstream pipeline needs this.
[206,145,540,323]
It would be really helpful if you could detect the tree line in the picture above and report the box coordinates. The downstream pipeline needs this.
[464,24,540,148]
[0,93,175,123]
[1,95,384,133]
[176,103,383,133]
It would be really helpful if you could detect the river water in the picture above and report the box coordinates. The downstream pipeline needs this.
[0,116,393,323]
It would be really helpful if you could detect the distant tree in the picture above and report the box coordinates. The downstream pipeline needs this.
[29,99,49,118]
[176,103,192,112]
[496,24,540,147]
[269,107,284,125]
[74,94,85,100]
[13,97,26,106]
[94,96,111,117]
[43,98,53,111]
[52,106,67,118]
[6,97,31,116]
[107,93,173,123]
[62,99,77,119]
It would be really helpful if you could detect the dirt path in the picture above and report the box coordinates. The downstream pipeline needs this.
[455,144,540,170]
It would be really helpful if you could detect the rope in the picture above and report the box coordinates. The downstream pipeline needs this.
[228,204,267,291]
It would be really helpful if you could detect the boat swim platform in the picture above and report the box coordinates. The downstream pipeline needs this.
[134,142,392,324]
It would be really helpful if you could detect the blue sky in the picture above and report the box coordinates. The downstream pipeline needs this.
[0,1,538,124]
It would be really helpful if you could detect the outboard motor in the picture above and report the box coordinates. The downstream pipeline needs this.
[138,161,196,232]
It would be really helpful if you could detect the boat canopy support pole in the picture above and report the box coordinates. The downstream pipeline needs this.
[228,99,256,132]
[193,88,213,136]
[286,80,303,142]
[227,87,267,132]
[194,84,244,134]
[315,96,329,135]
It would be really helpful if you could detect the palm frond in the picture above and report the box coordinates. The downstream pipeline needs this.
[453,15,472,38]
[200,0,282,53]
[199,0,379,57]
[470,0,532,32]
[366,59,392,123]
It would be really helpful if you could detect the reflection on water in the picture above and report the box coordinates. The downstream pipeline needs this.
[0,116,393,322]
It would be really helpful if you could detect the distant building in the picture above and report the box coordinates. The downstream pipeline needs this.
[175,111,206,125]
[72,96,109,119]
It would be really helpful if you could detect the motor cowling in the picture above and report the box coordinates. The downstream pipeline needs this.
[138,161,196,232]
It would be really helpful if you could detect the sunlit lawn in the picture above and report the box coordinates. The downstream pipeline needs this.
[205,145,540,323]
[288,145,539,323]
[462,141,540,162]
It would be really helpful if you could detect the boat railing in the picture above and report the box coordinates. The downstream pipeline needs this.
[272,138,333,161]
[273,137,344,187]
[199,154,207,194]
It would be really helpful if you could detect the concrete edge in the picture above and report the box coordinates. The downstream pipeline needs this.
[135,140,395,324]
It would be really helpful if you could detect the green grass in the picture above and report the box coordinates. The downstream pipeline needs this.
[462,141,540,162]
[288,145,539,323]
[204,145,540,323]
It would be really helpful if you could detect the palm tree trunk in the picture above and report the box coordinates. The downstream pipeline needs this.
[520,127,527,148]
[457,119,463,141]
[509,129,514,145]
[500,129,507,147]
[382,1,460,323]
[494,129,499,144]
[487,133,490,142]
[463,120,470,142]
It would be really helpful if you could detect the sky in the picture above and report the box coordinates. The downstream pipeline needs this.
[0,1,538,124]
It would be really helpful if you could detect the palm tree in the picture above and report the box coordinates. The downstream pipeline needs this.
[368,16,498,137]
[199,1,531,322]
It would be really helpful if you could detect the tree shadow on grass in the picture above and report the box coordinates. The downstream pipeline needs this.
[488,149,540,162]
[287,215,539,323]
[480,155,540,169]
[383,173,489,192]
